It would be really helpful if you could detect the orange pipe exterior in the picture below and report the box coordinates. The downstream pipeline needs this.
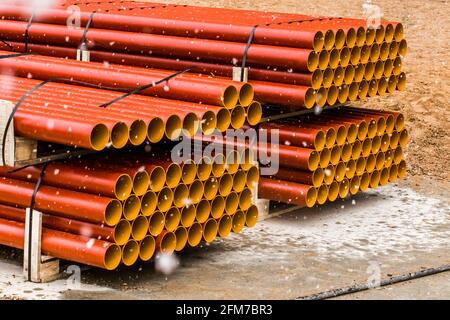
[0,204,116,242]
[0,4,323,49]
[0,162,125,199]
[0,75,223,120]
[258,178,314,207]
[0,42,317,87]
[272,168,318,186]
[0,51,237,107]
[0,177,118,225]
[259,121,323,149]
[0,217,119,269]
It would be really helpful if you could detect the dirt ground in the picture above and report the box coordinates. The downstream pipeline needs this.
[158,0,450,186]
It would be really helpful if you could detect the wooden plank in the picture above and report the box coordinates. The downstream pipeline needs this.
[14,148,96,168]
[76,49,91,62]
[232,66,249,82]
[23,209,60,283]
[14,137,37,162]
[0,100,15,167]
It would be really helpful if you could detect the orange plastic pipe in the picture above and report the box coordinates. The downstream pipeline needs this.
[0,21,317,71]
[0,162,129,200]
[0,42,318,87]
[0,217,121,270]
[0,4,325,50]
[0,75,222,122]
[0,204,118,243]
[258,178,316,207]
[0,51,237,107]
[259,122,325,150]
[0,177,121,226]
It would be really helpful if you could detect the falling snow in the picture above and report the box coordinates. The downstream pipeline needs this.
[155,253,179,275]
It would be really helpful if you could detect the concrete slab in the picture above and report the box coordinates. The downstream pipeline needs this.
[0,180,448,300]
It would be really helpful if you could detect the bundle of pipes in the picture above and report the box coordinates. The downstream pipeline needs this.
[0,1,407,109]
[258,107,408,207]
[0,62,261,150]
[0,149,259,269]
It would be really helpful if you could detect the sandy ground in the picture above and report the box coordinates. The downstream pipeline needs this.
[0,0,449,300]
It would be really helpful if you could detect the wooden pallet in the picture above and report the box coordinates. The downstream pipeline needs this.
[0,100,38,167]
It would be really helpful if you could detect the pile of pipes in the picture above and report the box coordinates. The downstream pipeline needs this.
[258,107,408,207]
[0,150,259,270]
[0,60,260,150]
[0,0,408,272]
[0,0,407,109]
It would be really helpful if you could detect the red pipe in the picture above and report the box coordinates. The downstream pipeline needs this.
[0,204,119,243]
[259,121,325,150]
[0,21,318,71]
[0,75,223,121]
[0,177,121,226]
[0,162,130,200]
[0,46,314,109]
[250,80,316,109]
[199,134,319,171]
[272,168,321,187]
[0,50,238,108]
[0,42,319,88]
[258,178,317,208]
[1,108,109,150]
[0,217,121,270]
[341,107,405,131]
[0,4,327,50]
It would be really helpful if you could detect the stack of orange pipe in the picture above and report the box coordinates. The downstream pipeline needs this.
[0,69,261,150]
[0,1,407,109]
[258,107,408,207]
[0,150,259,269]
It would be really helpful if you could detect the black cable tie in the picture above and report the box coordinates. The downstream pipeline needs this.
[0,52,33,59]
[240,17,342,81]
[24,11,35,53]
[240,24,259,82]
[98,67,193,108]
[1,68,193,168]
[0,39,15,52]
[1,79,54,169]
[27,162,49,281]
[80,11,96,51]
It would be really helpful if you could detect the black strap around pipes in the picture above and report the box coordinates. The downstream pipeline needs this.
[1,79,53,169]
[0,51,32,59]
[1,68,194,169]
[24,11,35,53]
[26,162,49,281]
[98,66,193,108]
[0,39,15,51]
[240,17,339,82]
[0,12,35,57]
[80,11,96,51]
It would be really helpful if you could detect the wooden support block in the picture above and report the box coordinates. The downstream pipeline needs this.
[0,100,38,167]
[232,66,249,82]
[23,209,60,283]
[250,161,303,221]
[0,100,15,167]
[249,161,270,221]
[76,49,91,62]
[14,137,37,163]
